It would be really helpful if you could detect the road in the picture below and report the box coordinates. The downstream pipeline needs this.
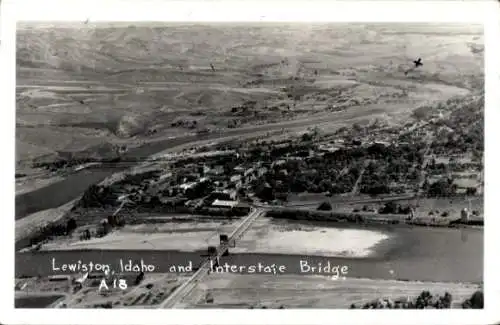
[159,208,265,308]
[415,133,434,207]
[350,160,370,196]
[281,194,416,209]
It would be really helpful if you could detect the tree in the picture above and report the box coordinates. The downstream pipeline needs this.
[317,201,332,211]
[318,179,333,193]
[442,292,452,308]
[466,187,477,196]
[66,218,77,234]
[97,221,112,237]
[427,179,456,197]
[107,215,116,227]
[379,201,398,214]
[83,229,91,240]
[469,291,483,308]
[135,271,145,285]
[301,133,313,142]
[462,290,483,309]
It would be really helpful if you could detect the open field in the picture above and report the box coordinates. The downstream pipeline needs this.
[16,23,483,194]
[183,273,481,308]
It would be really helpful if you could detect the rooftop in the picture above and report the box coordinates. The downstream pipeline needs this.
[212,199,239,208]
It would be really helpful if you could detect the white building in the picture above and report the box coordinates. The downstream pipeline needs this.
[212,199,239,209]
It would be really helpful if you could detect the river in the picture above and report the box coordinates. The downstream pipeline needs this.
[16,225,483,283]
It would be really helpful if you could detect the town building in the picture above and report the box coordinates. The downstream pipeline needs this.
[211,199,239,209]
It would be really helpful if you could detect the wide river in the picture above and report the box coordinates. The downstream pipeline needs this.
[16,224,483,283]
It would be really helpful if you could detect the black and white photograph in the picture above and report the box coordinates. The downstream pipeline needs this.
[3,1,498,321]
[12,20,485,311]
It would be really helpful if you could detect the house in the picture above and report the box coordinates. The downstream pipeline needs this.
[233,166,245,174]
[257,167,268,177]
[209,190,237,201]
[158,172,173,180]
[230,175,243,188]
[202,165,211,175]
[223,189,237,200]
[319,144,341,153]
[206,165,225,176]
[212,199,239,209]
[179,182,197,193]
[272,160,286,168]
[243,168,256,183]
[230,175,242,183]
[373,140,391,147]
[244,168,254,177]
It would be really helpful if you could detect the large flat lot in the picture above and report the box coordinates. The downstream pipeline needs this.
[183,273,480,308]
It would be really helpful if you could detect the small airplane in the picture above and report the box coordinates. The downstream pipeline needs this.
[413,58,423,68]
[405,58,423,75]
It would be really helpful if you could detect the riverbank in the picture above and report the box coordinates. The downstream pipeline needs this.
[265,208,484,227]
[15,199,78,245]
[30,216,389,260]
[16,222,482,283]
[229,217,390,258]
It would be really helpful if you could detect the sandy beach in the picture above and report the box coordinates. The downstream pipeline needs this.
[39,217,389,259]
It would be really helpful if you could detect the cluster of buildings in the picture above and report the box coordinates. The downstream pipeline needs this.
[134,150,270,212]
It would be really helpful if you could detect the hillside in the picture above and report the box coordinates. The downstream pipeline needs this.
[16,23,483,183]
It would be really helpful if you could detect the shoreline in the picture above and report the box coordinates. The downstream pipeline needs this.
[15,206,483,256]
[264,209,484,228]
[37,223,390,259]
